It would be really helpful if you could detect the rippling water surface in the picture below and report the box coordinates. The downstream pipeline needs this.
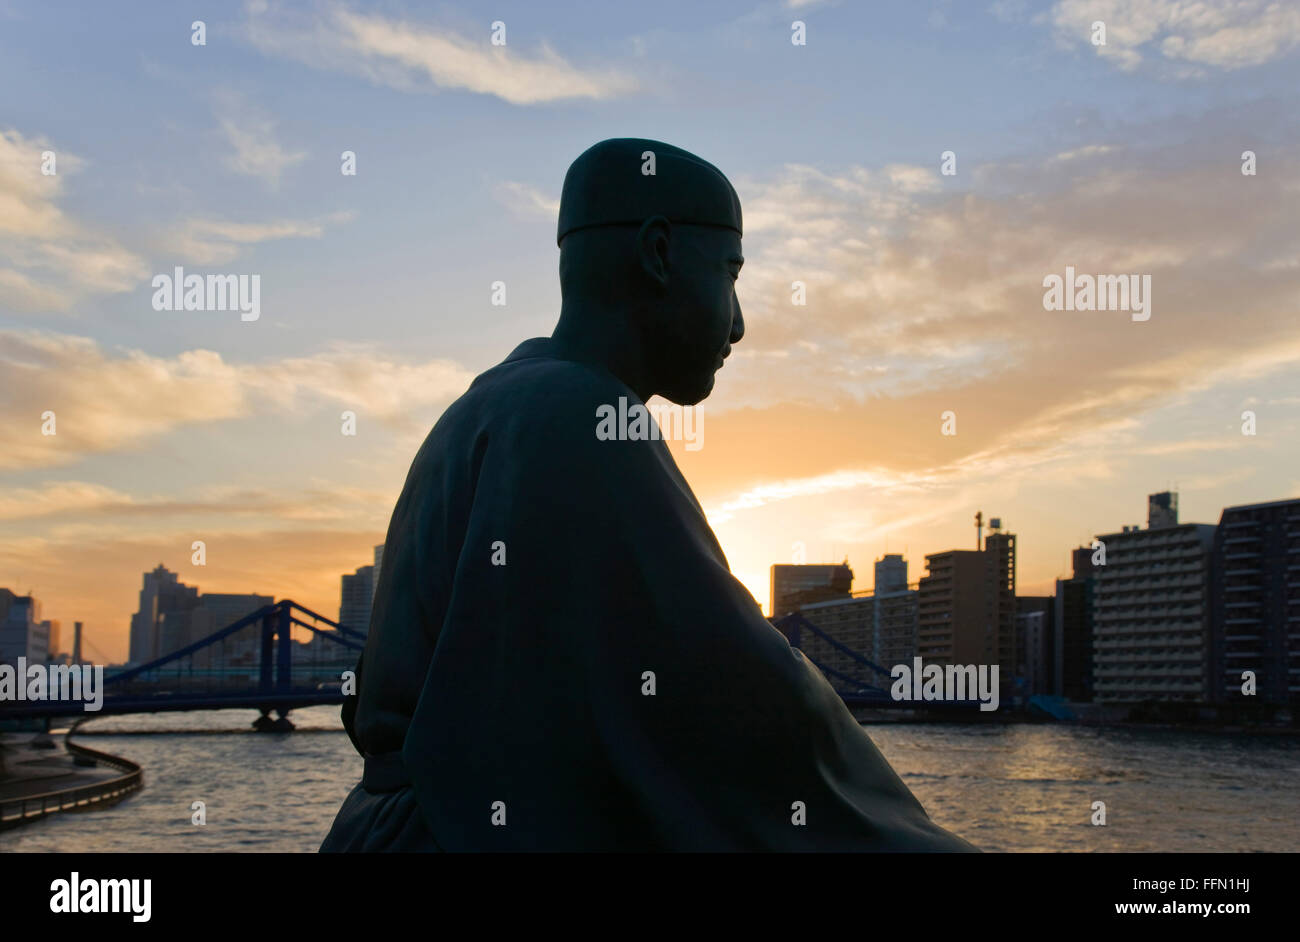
[3,709,1295,852]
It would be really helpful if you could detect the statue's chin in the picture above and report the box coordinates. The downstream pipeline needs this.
[660,374,714,407]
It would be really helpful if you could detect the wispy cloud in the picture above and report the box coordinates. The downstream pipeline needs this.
[215,89,307,185]
[0,128,148,311]
[492,181,560,218]
[726,107,1300,413]
[1048,0,1300,73]
[242,0,639,104]
[1049,143,1116,163]
[169,211,355,265]
[0,482,134,521]
[0,329,476,470]
[706,468,919,524]
[0,479,396,522]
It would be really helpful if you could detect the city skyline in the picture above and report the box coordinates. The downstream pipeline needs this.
[3,1,1299,662]
[9,485,1299,664]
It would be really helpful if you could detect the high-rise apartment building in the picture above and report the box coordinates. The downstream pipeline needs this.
[128,565,199,664]
[873,555,917,668]
[373,543,385,597]
[0,589,47,666]
[1091,493,1215,703]
[1016,596,1054,696]
[917,529,1016,694]
[340,565,376,635]
[1209,498,1300,706]
[1055,546,1097,702]
[769,563,853,620]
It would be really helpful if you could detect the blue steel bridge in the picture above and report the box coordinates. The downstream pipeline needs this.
[5,600,363,727]
[7,606,985,725]
[772,611,989,711]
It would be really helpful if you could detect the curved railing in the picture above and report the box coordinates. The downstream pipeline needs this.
[0,725,143,831]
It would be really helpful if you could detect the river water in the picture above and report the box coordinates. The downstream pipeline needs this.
[2,707,1295,852]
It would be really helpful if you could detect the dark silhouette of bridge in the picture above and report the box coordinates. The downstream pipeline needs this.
[5,600,363,728]
[772,612,989,711]
[7,606,986,726]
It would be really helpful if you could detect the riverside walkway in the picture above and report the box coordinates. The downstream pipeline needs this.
[0,729,142,831]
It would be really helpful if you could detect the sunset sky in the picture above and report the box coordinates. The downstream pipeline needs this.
[2,0,1298,662]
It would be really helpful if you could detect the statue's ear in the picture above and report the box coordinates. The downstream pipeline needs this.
[635,216,672,290]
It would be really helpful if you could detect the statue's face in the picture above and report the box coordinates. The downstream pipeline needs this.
[654,226,745,405]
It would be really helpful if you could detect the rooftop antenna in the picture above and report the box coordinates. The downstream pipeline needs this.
[975,511,983,551]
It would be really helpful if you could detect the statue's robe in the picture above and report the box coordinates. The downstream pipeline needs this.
[321,338,977,852]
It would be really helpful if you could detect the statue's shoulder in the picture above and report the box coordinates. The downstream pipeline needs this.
[471,350,625,404]
[423,350,629,460]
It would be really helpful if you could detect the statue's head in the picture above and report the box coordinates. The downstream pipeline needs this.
[556,139,745,405]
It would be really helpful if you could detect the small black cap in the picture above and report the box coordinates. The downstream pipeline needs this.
[557,138,742,246]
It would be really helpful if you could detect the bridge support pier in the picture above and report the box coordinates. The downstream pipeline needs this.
[252,708,295,733]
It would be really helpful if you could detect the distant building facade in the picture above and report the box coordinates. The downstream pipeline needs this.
[917,529,1016,694]
[769,563,853,619]
[1209,498,1300,707]
[0,589,48,666]
[794,595,876,690]
[190,593,275,665]
[40,618,61,660]
[776,555,919,694]
[874,555,908,593]
[1091,493,1216,703]
[1055,546,1097,702]
[340,565,375,636]
[873,555,917,668]
[127,565,280,666]
[1016,596,1054,696]
[129,565,199,664]
[373,544,385,597]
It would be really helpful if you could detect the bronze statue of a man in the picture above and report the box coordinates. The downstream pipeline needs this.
[321,138,976,852]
